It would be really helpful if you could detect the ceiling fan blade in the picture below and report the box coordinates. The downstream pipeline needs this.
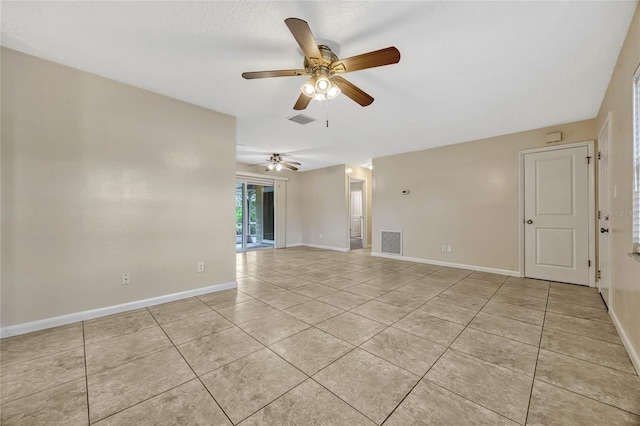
[265,167,271,172]
[242,69,306,79]
[293,93,312,110]
[332,76,374,107]
[282,162,299,171]
[285,18,323,67]
[330,47,400,73]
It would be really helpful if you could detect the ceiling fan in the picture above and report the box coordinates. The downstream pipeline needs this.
[242,18,401,110]
[257,154,301,172]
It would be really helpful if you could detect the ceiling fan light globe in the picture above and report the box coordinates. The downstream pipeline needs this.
[275,163,283,171]
[314,94,327,101]
[301,83,316,97]
[268,163,275,170]
[327,85,341,99]
[315,76,330,94]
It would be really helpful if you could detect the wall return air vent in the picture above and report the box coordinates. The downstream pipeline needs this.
[380,230,402,255]
[288,114,316,125]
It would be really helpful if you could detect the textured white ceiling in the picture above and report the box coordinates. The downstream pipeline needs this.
[1,1,636,170]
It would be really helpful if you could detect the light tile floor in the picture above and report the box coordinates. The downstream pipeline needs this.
[1,247,639,425]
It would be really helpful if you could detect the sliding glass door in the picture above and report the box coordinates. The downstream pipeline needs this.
[236,182,246,252]
[236,181,275,252]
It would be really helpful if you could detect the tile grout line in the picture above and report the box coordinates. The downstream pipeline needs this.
[302,273,470,381]
[421,380,524,425]
[536,345,638,376]
[533,376,640,418]
[277,274,487,424]
[524,286,550,425]
[309,376,382,424]
[464,322,541,347]
[83,323,159,347]
[253,269,442,333]
[82,322,91,425]
[541,323,625,346]
[88,379,204,424]
[82,308,150,327]
[379,277,511,425]
[0,343,85,370]
[231,379,317,424]
[146,306,237,426]
[0,365,86,406]
[146,299,215,328]
[150,324,235,353]
[222,316,330,424]
[545,308,615,324]
[254,274,435,424]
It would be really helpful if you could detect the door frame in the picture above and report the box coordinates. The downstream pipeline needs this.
[350,189,363,238]
[235,171,288,251]
[518,140,596,286]
[348,177,367,249]
[598,112,613,309]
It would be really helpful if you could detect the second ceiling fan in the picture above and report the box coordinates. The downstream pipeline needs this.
[242,18,401,110]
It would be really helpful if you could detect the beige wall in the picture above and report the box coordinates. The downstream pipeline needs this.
[372,120,596,272]
[595,4,640,369]
[347,165,373,248]
[300,165,349,249]
[1,48,237,327]
[236,162,303,246]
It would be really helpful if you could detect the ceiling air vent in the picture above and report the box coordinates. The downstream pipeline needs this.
[288,114,316,125]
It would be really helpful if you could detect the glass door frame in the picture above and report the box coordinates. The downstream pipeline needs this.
[236,178,277,253]
[236,182,247,252]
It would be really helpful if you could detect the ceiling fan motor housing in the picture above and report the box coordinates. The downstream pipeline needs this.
[304,45,338,73]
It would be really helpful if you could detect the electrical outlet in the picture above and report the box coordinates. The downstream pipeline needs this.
[319,234,323,239]
[121,272,131,286]
[197,261,205,273]
[447,245,452,253]
[441,245,447,252]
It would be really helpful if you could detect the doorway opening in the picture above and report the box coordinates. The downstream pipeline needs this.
[349,178,366,250]
[236,181,275,252]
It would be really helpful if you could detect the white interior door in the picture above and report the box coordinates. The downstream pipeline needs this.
[598,121,611,306]
[350,190,363,238]
[524,146,591,285]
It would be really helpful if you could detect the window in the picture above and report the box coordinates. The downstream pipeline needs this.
[634,64,640,252]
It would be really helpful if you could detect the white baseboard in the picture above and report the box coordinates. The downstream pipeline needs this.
[303,243,349,252]
[370,252,519,276]
[0,281,237,338]
[286,243,349,252]
[610,308,640,376]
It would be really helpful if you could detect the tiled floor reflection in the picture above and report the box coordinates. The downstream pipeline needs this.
[1,247,639,425]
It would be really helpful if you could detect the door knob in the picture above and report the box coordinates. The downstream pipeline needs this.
[526,220,533,224]
[600,228,609,233]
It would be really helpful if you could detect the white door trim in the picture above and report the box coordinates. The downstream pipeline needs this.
[518,140,596,286]
[350,190,363,238]
[348,177,367,249]
[598,112,613,309]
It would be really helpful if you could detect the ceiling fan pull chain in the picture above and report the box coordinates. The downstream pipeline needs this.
[326,96,330,128]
